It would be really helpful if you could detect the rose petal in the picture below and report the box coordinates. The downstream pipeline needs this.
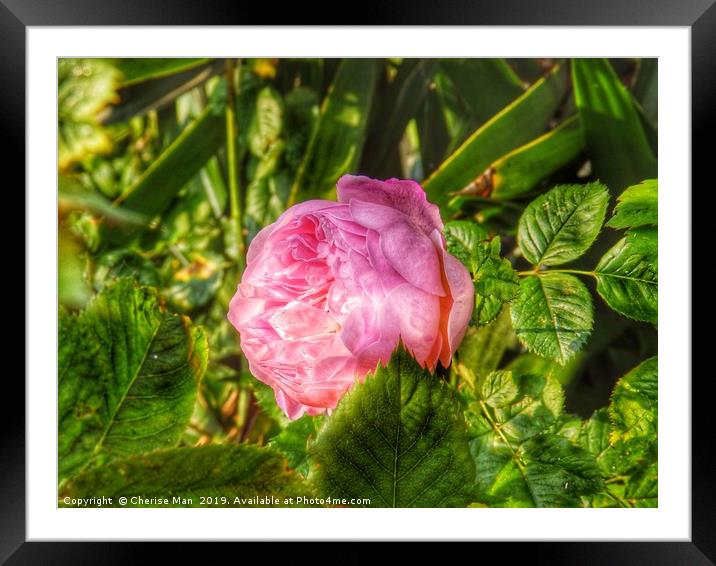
[347,199,445,296]
[441,249,475,363]
[380,221,446,297]
[269,300,341,341]
[385,283,440,366]
[337,174,443,236]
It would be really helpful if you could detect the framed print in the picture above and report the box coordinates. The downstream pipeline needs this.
[5,0,708,561]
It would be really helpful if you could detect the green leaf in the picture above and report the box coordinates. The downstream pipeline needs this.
[578,408,613,474]
[59,59,121,121]
[60,445,310,507]
[59,230,91,308]
[444,222,518,325]
[289,59,378,204]
[595,228,658,324]
[283,86,320,173]
[437,58,524,152]
[486,115,586,199]
[270,416,321,476]
[104,61,222,124]
[361,59,437,175]
[244,146,289,238]
[479,370,520,408]
[310,347,475,507]
[606,179,658,229]
[457,306,515,385]
[468,370,564,445]
[106,104,226,243]
[572,58,657,191]
[624,463,657,507]
[609,356,657,443]
[58,58,122,170]
[423,63,568,211]
[250,380,292,429]
[59,122,115,172]
[578,408,650,484]
[517,182,609,266]
[166,252,224,312]
[579,400,657,508]
[439,59,523,122]
[507,353,578,386]
[117,58,212,86]
[416,81,452,175]
[93,250,160,291]
[444,220,488,267]
[631,59,658,130]
[472,237,520,324]
[520,434,603,507]
[247,86,284,158]
[466,371,600,507]
[491,374,564,443]
[59,176,146,227]
[58,279,207,482]
[511,274,594,365]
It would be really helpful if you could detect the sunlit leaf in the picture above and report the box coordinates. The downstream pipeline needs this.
[59,279,207,482]
[511,274,594,365]
[517,182,609,267]
[609,356,658,443]
[606,179,658,229]
[444,220,489,266]
[58,58,122,170]
[595,228,657,324]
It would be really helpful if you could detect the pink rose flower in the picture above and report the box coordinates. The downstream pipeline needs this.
[228,175,474,419]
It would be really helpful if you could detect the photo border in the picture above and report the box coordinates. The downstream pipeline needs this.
[6,1,707,561]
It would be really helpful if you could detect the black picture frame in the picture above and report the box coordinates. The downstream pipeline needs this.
[4,1,705,562]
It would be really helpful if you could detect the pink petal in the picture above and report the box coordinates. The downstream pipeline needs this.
[269,300,341,341]
[380,222,446,297]
[337,174,443,236]
[384,283,441,367]
[348,199,445,296]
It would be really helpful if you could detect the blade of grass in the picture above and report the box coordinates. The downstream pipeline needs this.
[117,58,213,87]
[457,115,585,200]
[105,103,226,244]
[225,59,245,268]
[360,59,437,177]
[572,58,657,193]
[438,58,524,152]
[423,63,568,211]
[288,59,378,204]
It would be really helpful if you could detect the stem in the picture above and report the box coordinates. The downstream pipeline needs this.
[225,59,245,270]
[517,268,596,278]
[605,488,631,508]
